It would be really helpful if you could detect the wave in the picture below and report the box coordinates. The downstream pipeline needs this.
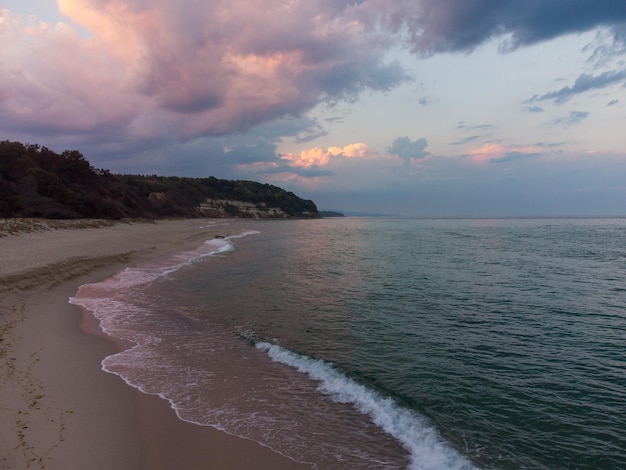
[69,226,478,469]
[256,341,478,470]
[69,230,258,342]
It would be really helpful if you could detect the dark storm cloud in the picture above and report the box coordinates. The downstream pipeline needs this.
[393,0,626,54]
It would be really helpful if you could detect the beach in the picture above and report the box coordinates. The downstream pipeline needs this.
[4,217,624,469]
[0,219,307,470]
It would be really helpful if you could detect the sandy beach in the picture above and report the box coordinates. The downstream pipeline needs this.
[0,219,308,470]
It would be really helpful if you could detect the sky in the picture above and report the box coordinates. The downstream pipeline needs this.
[1,1,626,216]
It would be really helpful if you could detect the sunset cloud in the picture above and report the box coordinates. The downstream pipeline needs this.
[468,143,541,164]
[2,1,625,152]
[1,1,626,216]
[280,143,369,169]
[0,9,140,136]
[1,1,411,146]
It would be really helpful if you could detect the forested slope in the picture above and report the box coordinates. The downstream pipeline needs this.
[0,140,319,219]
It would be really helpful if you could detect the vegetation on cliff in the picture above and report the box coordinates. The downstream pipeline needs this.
[0,140,319,219]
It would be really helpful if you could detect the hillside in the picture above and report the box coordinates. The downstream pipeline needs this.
[0,140,319,219]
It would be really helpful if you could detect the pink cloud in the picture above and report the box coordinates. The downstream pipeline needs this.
[468,143,506,163]
[282,147,332,168]
[1,1,407,149]
[333,142,369,158]
[4,0,618,166]
[468,143,542,163]
[281,143,370,168]
[0,9,141,135]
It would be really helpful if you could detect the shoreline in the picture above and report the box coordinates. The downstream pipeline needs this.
[0,219,308,470]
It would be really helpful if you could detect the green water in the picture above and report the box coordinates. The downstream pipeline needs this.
[76,218,626,468]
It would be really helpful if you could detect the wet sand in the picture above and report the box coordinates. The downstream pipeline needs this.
[0,219,308,469]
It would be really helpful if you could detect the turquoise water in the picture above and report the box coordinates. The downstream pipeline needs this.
[72,218,626,469]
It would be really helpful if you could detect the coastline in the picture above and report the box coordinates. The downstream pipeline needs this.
[0,219,308,470]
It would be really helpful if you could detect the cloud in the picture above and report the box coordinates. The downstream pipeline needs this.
[526,106,544,113]
[263,163,335,178]
[2,0,626,177]
[222,141,277,165]
[241,141,385,185]
[0,10,139,134]
[467,143,541,163]
[294,124,329,144]
[528,69,626,104]
[388,137,430,163]
[280,143,369,169]
[584,25,626,67]
[554,111,590,126]
[451,135,480,146]
[375,0,626,54]
[457,122,495,131]
[0,2,411,147]
[324,116,346,124]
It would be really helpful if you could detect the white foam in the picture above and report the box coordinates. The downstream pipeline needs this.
[69,231,255,340]
[256,342,479,470]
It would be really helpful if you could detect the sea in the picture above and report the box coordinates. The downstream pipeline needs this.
[70,217,626,469]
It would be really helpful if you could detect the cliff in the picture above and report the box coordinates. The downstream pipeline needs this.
[0,140,320,220]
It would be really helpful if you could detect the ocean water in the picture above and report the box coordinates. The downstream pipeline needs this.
[70,217,626,469]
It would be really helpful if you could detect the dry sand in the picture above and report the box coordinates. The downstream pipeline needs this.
[0,219,309,469]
